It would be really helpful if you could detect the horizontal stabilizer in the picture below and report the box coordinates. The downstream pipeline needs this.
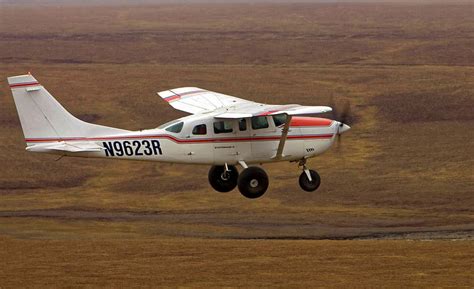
[26,142,103,153]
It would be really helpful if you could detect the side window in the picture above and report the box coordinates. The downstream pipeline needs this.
[239,118,247,131]
[192,124,207,135]
[214,120,233,134]
[165,122,183,133]
[251,116,269,130]
[272,114,287,127]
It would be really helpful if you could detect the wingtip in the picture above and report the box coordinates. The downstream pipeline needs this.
[7,74,39,86]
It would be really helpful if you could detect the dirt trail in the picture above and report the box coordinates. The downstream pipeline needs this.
[1,208,472,240]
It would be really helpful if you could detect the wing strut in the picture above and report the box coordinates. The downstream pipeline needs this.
[274,115,292,159]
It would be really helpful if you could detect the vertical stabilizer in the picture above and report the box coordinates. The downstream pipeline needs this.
[8,74,128,141]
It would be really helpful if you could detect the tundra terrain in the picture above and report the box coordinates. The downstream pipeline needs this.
[0,3,473,288]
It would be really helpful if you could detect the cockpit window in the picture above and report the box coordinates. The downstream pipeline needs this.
[165,122,183,133]
[251,116,269,130]
[239,118,247,131]
[214,120,233,134]
[272,114,287,127]
[192,124,207,135]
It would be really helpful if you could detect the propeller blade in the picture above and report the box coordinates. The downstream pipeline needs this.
[328,97,353,126]
[339,101,353,126]
[327,98,352,151]
[329,97,338,121]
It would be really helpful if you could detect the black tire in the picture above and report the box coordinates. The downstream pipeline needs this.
[299,169,321,192]
[208,165,239,192]
[237,167,269,199]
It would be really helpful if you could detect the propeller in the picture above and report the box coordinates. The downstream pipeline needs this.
[328,97,353,146]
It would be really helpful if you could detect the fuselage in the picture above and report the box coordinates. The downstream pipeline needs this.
[8,73,353,198]
[25,114,342,165]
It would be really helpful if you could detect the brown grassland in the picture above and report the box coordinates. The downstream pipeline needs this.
[0,2,473,288]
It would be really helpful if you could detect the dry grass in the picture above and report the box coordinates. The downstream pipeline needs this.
[1,237,473,288]
[1,4,473,65]
[0,3,473,288]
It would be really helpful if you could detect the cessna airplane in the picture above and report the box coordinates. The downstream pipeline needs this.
[8,74,351,199]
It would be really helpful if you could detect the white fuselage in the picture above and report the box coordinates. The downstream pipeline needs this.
[25,114,339,165]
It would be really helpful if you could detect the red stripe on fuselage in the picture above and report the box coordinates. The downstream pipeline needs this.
[290,117,333,127]
[9,82,41,88]
[24,133,333,144]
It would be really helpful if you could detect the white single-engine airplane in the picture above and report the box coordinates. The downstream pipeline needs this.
[8,74,350,199]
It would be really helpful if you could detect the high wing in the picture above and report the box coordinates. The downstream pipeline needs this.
[214,104,332,119]
[157,87,255,115]
[157,87,331,117]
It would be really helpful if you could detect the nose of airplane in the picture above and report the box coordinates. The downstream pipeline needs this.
[338,122,351,134]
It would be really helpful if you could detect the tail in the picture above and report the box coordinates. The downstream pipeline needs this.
[8,74,128,143]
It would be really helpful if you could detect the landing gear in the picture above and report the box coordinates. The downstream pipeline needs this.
[237,166,269,199]
[208,165,239,192]
[299,169,321,191]
[298,159,321,192]
[208,160,319,198]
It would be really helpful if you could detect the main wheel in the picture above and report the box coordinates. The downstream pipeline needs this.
[208,165,239,192]
[237,167,269,199]
[299,169,321,192]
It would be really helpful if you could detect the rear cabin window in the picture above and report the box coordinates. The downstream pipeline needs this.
[251,116,269,130]
[272,114,287,127]
[165,122,183,133]
[214,121,233,134]
[239,118,247,131]
[192,124,207,135]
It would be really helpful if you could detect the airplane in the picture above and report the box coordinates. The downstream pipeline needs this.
[8,73,351,199]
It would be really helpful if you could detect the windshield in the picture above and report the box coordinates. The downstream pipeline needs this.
[158,120,180,129]
[164,122,184,133]
[272,114,287,127]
